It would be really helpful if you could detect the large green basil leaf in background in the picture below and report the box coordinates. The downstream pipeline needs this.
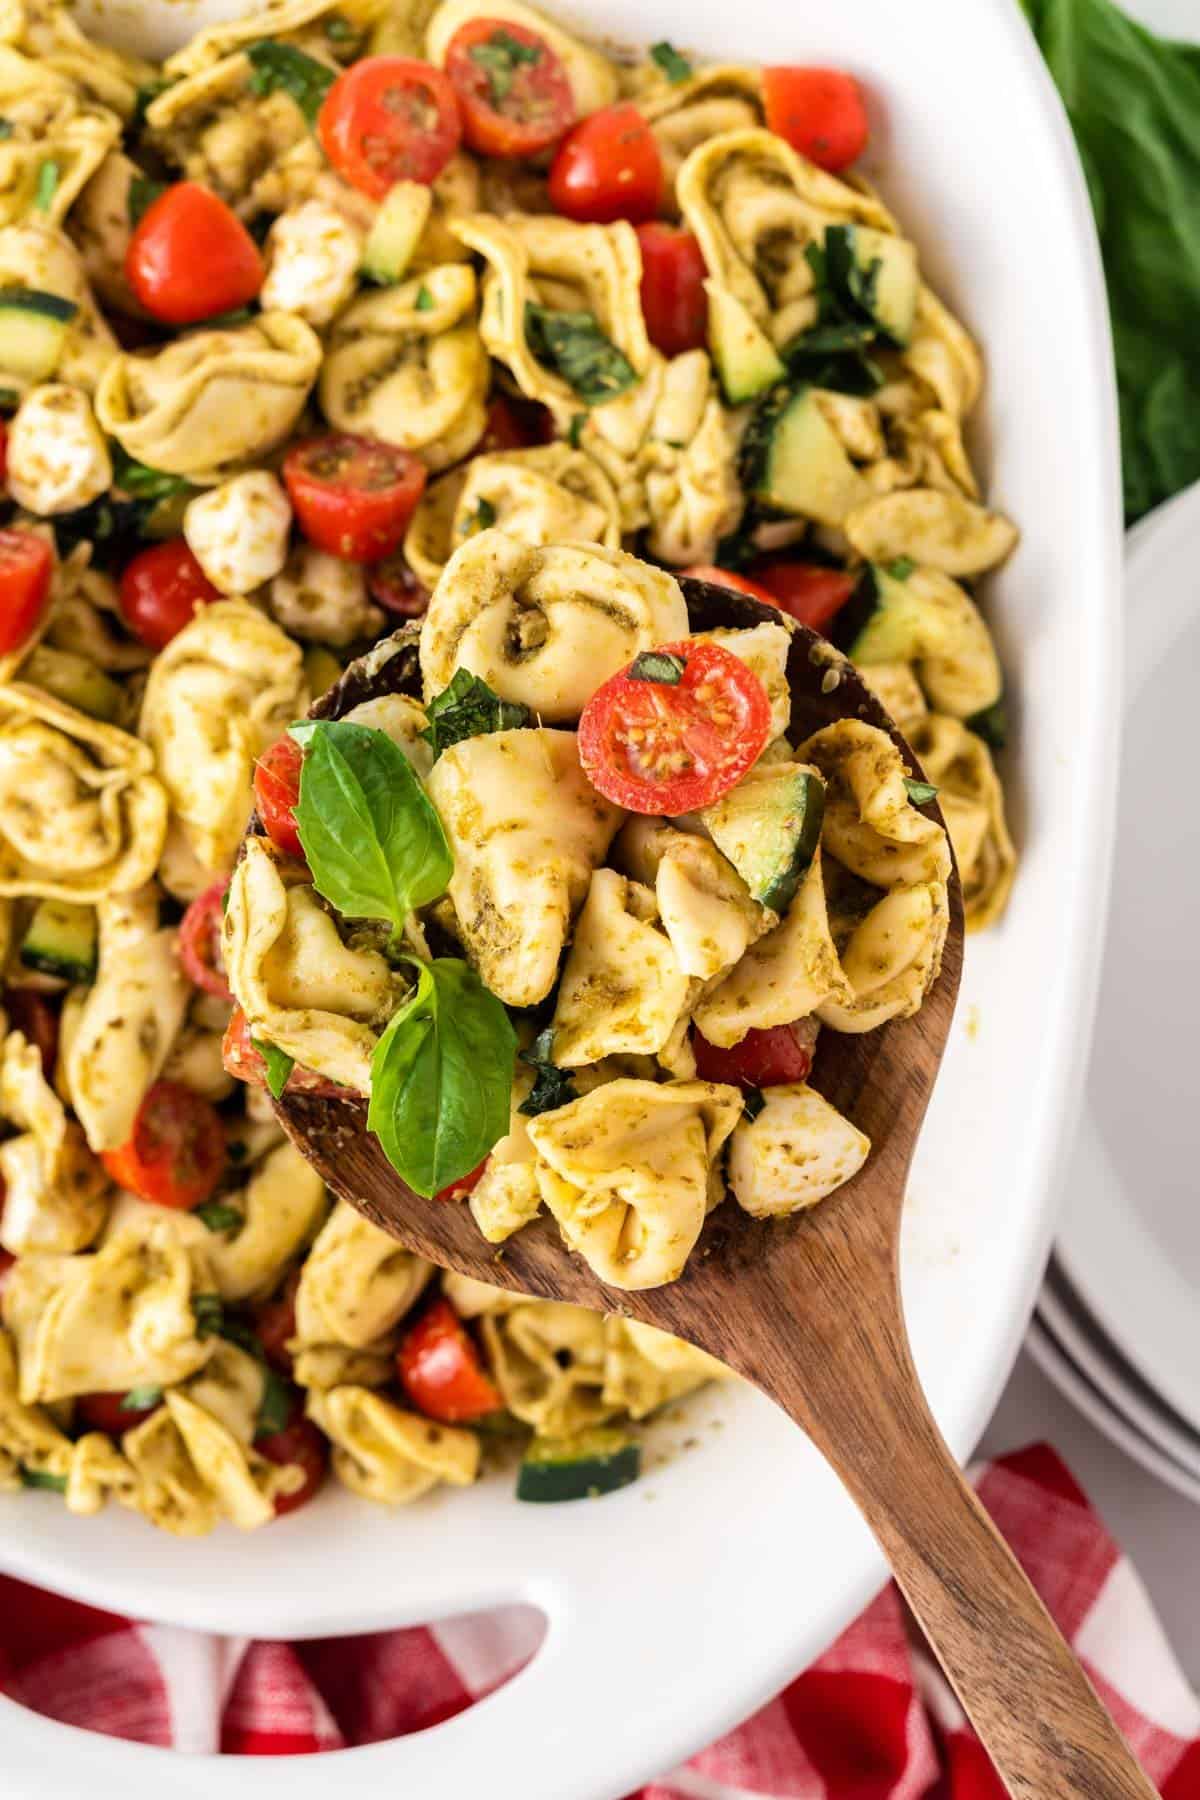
[289,719,452,931]
[368,958,518,1198]
[1020,0,1200,521]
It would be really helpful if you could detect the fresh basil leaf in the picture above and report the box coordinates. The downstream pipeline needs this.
[628,650,685,684]
[886,556,915,581]
[414,283,434,311]
[967,695,1008,751]
[121,1384,163,1411]
[0,119,13,141]
[127,173,165,227]
[904,778,938,806]
[111,446,192,505]
[368,957,517,1198]
[650,39,692,83]
[192,1292,224,1338]
[20,1466,67,1492]
[467,27,542,104]
[742,1086,766,1122]
[460,495,496,535]
[517,1027,577,1117]
[525,303,638,405]
[289,718,453,931]
[194,1200,245,1236]
[246,40,335,124]
[566,411,586,448]
[34,160,59,213]
[255,1365,294,1438]
[420,668,531,759]
[252,1036,295,1099]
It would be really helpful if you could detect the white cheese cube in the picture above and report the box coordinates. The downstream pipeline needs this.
[184,472,292,596]
[7,384,112,516]
[261,201,363,327]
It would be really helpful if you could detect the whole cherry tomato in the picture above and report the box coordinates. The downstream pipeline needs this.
[283,434,426,564]
[255,1402,329,1517]
[368,553,430,618]
[177,882,232,1001]
[118,539,221,651]
[317,56,461,197]
[254,735,305,859]
[398,1298,503,1423]
[762,67,869,172]
[751,560,856,634]
[445,18,575,159]
[0,529,53,657]
[549,103,661,224]
[692,1018,820,1091]
[635,223,707,355]
[76,1389,163,1437]
[125,183,263,325]
[101,1080,227,1210]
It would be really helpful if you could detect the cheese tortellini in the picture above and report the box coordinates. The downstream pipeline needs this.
[0,1029,108,1254]
[294,1200,433,1351]
[306,1384,479,1505]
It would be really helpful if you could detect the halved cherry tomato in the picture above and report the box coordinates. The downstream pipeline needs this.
[434,1158,487,1202]
[254,735,305,859]
[125,182,263,325]
[762,67,869,172]
[317,56,461,197]
[0,1247,14,1296]
[751,560,856,634]
[445,18,575,159]
[118,539,221,651]
[255,1402,329,1516]
[693,1018,819,1090]
[368,552,430,617]
[101,1080,227,1210]
[398,1298,503,1423]
[579,639,771,815]
[178,882,232,1001]
[76,1389,162,1437]
[221,1008,349,1101]
[635,222,707,355]
[0,529,53,656]
[283,434,426,564]
[549,103,661,224]
[681,564,778,605]
[480,392,554,453]
[4,989,60,1081]
[252,1267,302,1375]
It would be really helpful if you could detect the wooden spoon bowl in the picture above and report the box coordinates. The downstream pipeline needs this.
[271,578,1153,1800]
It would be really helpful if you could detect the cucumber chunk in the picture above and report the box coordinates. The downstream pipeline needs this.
[835,564,936,665]
[362,181,431,284]
[19,645,122,722]
[706,282,785,405]
[702,763,825,913]
[742,387,867,525]
[836,564,1002,718]
[20,898,97,982]
[850,227,919,347]
[0,288,77,383]
[516,1427,640,1503]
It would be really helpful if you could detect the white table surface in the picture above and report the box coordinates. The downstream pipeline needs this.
[980,1350,1200,1688]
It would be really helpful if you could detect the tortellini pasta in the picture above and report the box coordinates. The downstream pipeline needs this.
[425,0,618,118]
[465,1069,541,1244]
[0,0,155,116]
[294,1199,432,1351]
[0,45,119,228]
[420,527,688,721]
[615,817,769,980]
[269,547,385,647]
[197,1142,328,1303]
[908,713,1016,932]
[306,1384,479,1504]
[797,718,953,890]
[143,53,317,205]
[0,221,117,394]
[548,867,692,1067]
[844,489,1019,579]
[481,1301,613,1437]
[602,1316,728,1418]
[631,63,763,201]
[0,1028,108,1254]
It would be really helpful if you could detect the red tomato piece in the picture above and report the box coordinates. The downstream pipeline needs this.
[118,539,221,651]
[252,1267,302,1376]
[0,529,53,657]
[480,392,555,452]
[125,183,263,326]
[0,416,8,484]
[177,881,232,1001]
[635,222,707,355]
[751,560,856,634]
[549,104,661,224]
[221,1007,350,1101]
[368,553,430,618]
[762,67,869,172]
[692,1017,820,1091]
[579,639,771,815]
[255,1405,329,1516]
[434,1158,487,1202]
[4,989,60,1081]
[317,56,461,198]
[445,18,575,159]
[0,1247,14,1297]
[398,1298,503,1423]
[100,1080,227,1210]
[680,564,778,605]
[76,1389,162,1436]
[254,735,305,859]
[283,434,426,564]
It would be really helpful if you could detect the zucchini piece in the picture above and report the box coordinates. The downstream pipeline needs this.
[20,898,97,982]
[0,287,77,383]
[834,564,935,665]
[850,227,919,347]
[706,282,784,405]
[743,387,867,526]
[362,181,431,284]
[516,1427,640,1503]
[836,564,1002,718]
[702,763,825,913]
[19,645,122,722]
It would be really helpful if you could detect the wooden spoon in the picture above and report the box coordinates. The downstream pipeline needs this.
[272,577,1153,1800]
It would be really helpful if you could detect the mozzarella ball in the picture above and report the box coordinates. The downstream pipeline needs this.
[7,383,112,515]
[268,546,384,646]
[728,1083,870,1219]
[261,201,363,327]
[184,472,292,596]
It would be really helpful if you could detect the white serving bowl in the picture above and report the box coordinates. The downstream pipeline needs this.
[1,3,1121,1796]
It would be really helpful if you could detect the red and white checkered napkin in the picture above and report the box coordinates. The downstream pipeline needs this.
[3,1445,1199,1796]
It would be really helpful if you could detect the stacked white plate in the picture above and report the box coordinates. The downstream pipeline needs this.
[1029,482,1200,1505]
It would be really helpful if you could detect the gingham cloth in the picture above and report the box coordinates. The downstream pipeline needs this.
[2,1444,1198,1795]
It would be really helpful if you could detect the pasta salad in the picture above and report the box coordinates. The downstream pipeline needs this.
[0,0,1015,1532]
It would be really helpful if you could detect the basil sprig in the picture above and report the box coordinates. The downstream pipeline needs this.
[246,41,335,124]
[289,719,452,933]
[524,303,638,404]
[420,669,531,760]
[369,958,518,1198]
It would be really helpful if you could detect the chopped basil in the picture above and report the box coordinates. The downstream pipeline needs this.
[20,1466,67,1493]
[566,411,586,448]
[214,1312,259,1356]
[191,1293,224,1338]
[904,777,939,805]
[111,446,192,505]
[967,695,1008,751]
[460,495,497,536]
[33,160,59,213]
[127,173,165,227]
[203,305,255,329]
[518,1028,577,1117]
[194,1200,245,1236]
[742,1086,766,1122]
[254,1365,294,1438]
[252,1037,295,1100]
[650,40,692,83]
[121,1384,163,1412]
[130,79,169,132]
[524,303,638,405]
[414,283,435,312]
[324,13,355,42]
[245,40,335,124]
[886,556,915,581]
[0,119,13,141]
[467,27,542,105]
[628,650,686,685]
[0,387,19,413]
[779,226,890,394]
[420,668,531,759]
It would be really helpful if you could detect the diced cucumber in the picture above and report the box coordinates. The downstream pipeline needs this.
[516,1427,640,1503]
[743,387,867,526]
[836,564,1002,718]
[362,181,431,284]
[20,645,122,722]
[20,898,97,982]
[0,288,77,383]
[850,227,919,347]
[702,763,825,913]
[834,564,937,665]
[706,281,785,405]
